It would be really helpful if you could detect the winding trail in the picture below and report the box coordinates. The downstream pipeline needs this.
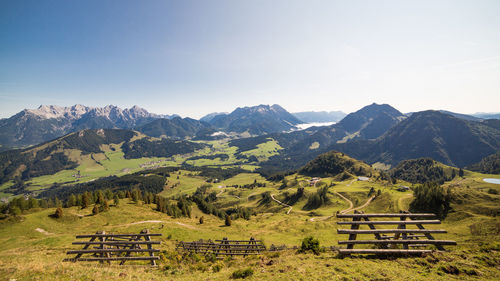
[309,192,375,221]
[270,194,293,215]
[116,220,197,230]
[398,193,413,210]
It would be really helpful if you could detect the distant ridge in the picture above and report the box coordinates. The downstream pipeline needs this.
[207,104,302,135]
[0,105,178,147]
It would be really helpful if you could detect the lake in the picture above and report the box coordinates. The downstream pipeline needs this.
[483,178,500,184]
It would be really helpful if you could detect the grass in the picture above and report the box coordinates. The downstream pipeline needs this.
[1,188,498,280]
[1,167,499,280]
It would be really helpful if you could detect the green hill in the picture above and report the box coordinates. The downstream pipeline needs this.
[390,158,460,184]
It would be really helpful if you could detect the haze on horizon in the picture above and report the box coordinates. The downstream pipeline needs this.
[1,0,499,119]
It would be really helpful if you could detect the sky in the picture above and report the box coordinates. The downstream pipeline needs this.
[1,0,499,119]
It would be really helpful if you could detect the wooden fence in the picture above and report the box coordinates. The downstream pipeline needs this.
[64,229,161,265]
[176,237,266,257]
[336,211,456,255]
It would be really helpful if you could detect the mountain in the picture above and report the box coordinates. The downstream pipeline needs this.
[335,110,500,168]
[466,152,500,175]
[136,117,214,139]
[335,103,405,140]
[207,104,302,135]
[473,112,500,119]
[438,110,482,121]
[292,111,346,123]
[0,129,207,187]
[299,150,375,179]
[200,112,228,123]
[0,105,178,147]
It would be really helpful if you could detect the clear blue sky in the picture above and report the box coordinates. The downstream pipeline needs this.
[1,0,499,118]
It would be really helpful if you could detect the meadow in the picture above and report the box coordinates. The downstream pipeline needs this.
[1,170,499,280]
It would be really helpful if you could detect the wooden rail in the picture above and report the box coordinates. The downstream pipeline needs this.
[176,237,266,257]
[64,229,161,265]
[336,211,456,255]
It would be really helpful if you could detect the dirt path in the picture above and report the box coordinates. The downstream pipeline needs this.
[348,196,375,213]
[270,194,293,215]
[334,191,353,214]
[116,220,197,230]
[35,228,52,235]
[398,193,413,210]
[308,192,353,222]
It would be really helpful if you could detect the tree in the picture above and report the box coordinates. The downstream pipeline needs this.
[225,214,232,226]
[458,168,464,177]
[102,200,110,211]
[113,194,120,206]
[199,216,204,224]
[54,207,63,218]
[82,193,90,209]
[67,194,77,207]
[409,183,451,219]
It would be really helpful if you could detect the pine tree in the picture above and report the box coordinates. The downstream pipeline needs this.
[113,194,120,206]
[67,194,77,207]
[225,214,232,226]
[199,216,204,224]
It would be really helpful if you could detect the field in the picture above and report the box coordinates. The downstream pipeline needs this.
[2,139,279,199]
[1,171,499,280]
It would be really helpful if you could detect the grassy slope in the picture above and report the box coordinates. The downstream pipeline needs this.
[9,139,278,197]
[1,172,499,280]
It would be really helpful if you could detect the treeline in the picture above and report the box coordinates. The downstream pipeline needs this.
[39,170,171,201]
[466,152,500,175]
[187,154,229,161]
[190,184,253,220]
[391,158,458,184]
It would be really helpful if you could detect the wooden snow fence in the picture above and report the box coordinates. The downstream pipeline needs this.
[336,211,456,255]
[64,229,161,265]
[176,237,266,257]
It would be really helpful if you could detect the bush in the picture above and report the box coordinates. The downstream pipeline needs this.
[225,214,232,226]
[231,268,254,279]
[212,263,223,273]
[199,216,204,224]
[299,236,321,255]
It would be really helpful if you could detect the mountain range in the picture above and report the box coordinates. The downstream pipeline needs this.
[0,103,499,177]
[0,105,178,147]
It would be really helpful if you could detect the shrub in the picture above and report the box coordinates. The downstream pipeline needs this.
[92,205,100,215]
[225,214,232,226]
[299,236,321,255]
[231,268,254,279]
[199,216,204,224]
[212,263,223,273]
[54,207,63,218]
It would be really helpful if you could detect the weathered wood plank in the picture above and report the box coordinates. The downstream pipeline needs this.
[337,220,441,225]
[76,234,162,238]
[337,240,456,245]
[72,241,160,245]
[337,229,447,234]
[64,257,160,262]
[338,249,433,254]
[67,249,160,254]
[336,213,436,218]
